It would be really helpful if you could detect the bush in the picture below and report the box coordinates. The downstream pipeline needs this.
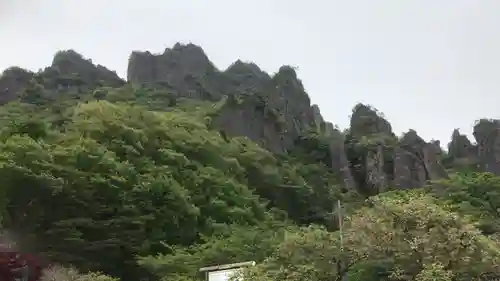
[40,265,117,281]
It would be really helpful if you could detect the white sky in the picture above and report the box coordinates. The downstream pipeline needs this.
[2,0,500,146]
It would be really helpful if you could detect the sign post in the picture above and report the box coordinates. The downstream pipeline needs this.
[199,261,256,281]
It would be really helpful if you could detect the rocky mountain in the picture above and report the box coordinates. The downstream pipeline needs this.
[2,42,500,281]
[0,42,494,195]
[0,50,124,105]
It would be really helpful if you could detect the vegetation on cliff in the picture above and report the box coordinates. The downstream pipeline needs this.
[0,83,349,280]
[1,44,500,281]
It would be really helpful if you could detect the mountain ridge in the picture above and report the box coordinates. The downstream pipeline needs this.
[0,43,465,143]
[0,44,482,146]
[0,42,500,280]
[0,42,492,193]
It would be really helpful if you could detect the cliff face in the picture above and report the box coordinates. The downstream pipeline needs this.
[474,119,500,174]
[50,50,124,88]
[211,66,321,156]
[443,122,500,175]
[224,60,270,95]
[127,43,223,100]
[3,42,500,194]
[0,50,125,104]
[345,104,395,194]
[349,103,393,138]
[106,43,500,193]
[445,129,478,168]
[345,105,448,194]
[309,104,355,190]
[131,43,355,190]
[0,67,34,104]
[394,130,448,189]
[128,44,320,155]
[212,93,285,153]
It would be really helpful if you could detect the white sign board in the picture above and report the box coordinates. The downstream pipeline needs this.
[208,268,241,281]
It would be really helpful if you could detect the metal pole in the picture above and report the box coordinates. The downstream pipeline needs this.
[337,199,348,281]
[338,199,343,250]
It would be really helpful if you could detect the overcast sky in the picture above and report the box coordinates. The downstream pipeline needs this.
[1,0,500,146]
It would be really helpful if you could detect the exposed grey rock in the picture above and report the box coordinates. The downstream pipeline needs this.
[473,119,500,175]
[0,67,34,104]
[365,145,387,192]
[212,94,285,153]
[51,50,124,88]
[213,67,316,154]
[448,129,476,162]
[5,42,483,194]
[262,66,316,148]
[127,43,222,100]
[430,140,443,155]
[393,147,427,189]
[345,103,396,192]
[0,50,125,104]
[127,44,317,156]
[224,60,270,95]
[349,103,393,137]
[310,104,355,189]
[394,130,448,189]
[422,143,448,180]
[328,129,356,190]
[311,104,324,132]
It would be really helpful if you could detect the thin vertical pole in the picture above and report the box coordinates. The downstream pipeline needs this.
[337,199,348,281]
[338,199,343,251]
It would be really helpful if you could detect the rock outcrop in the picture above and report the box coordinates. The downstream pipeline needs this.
[50,50,124,88]
[345,104,396,194]
[393,146,427,190]
[224,60,270,95]
[394,130,448,189]
[446,129,477,168]
[349,103,393,138]
[212,66,317,154]
[311,105,355,190]
[441,121,500,175]
[124,44,455,193]
[346,105,448,193]
[0,67,34,104]
[212,93,285,153]
[127,43,222,100]
[365,145,387,192]
[474,119,500,174]
[128,44,317,156]
[0,50,124,104]
[6,41,500,194]
[263,66,316,149]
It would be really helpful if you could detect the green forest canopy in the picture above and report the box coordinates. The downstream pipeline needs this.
[0,81,499,281]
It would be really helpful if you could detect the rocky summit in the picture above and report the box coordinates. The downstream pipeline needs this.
[1,42,496,193]
[1,42,500,281]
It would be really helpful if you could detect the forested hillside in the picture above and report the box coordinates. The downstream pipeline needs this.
[1,43,500,281]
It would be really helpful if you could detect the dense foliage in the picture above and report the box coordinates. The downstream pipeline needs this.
[0,77,499,281]
[0,83,349,280]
